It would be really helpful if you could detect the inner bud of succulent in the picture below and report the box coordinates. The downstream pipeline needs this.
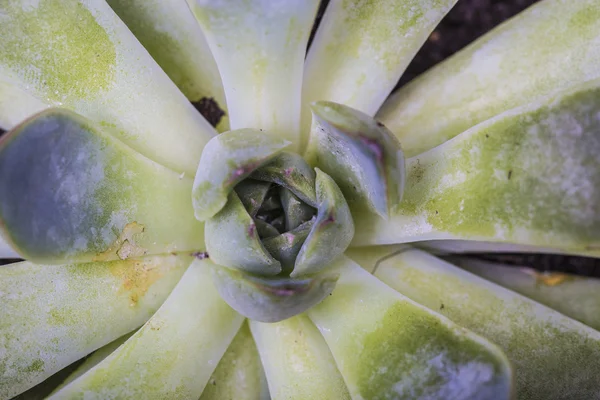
[192,101,405,323]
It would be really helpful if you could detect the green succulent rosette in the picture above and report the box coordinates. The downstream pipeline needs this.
[1,0,600,399]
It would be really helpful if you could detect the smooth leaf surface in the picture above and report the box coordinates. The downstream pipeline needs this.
[192,129,290,221]
[0,255,190,399]
[454,257,600,331]
[293,169,354,277]
[200,322,269,400]
[50,259,244,399]
[205,191,282,276]
[308,257,512,400]
[188,0,319,148]
[354,80,600,256]
[378,0,600,156]
[306,101,405,218]
[0,0,216,174]
[0,80,47,131]
[0,234,18,259]
[0,110,203,263]
[106,0,228,131]
[361,248,600,399]
[249,315,350,400]
[302,0,457,148]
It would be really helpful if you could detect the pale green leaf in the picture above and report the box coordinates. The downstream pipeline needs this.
[0,0,216,174]
[0,234,18,259]
[308,256,512,400]
[454,257,600,332]
[249,315,350,400]
[200,322,269,400]
[0,255,190,399]
[187,0,319,148]
[353,80,600,257]
[360,247,600,399]
[378,0,600,156]
[302,0,457,149]
[105,0,229,131]
[0,110,203,263]
[50,259,244,399]
[0,80,47,131]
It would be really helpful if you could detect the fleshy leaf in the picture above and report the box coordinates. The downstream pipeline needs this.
[50,259,244,399]
[293,169,354,277]
[280,188,316,231]
[308,256,512,400]
[361,248,600,399]
[106,0,229,131]
[251,152,317,207]
[249,315,350,399]
[0,255,190,398]
[52,332,135,394]
[200,322,269,400]
[0,109,203,264]
[192,129,290,221]
[306,101,405,218]
[263,220,314,274]
[453,257,600,331]
[0,0,216,174]
[187,0,320,148]
[212,265,339,323]
[205,191,282,276]
[302,0,457,148]
[378,0,600,156]
[235,180,272,217]
[353,80,600,256]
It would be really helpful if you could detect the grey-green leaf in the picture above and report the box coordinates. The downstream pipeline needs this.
[193,129,290,221]
[211,266,339,323]
[306,101,405,218]
[205,192,281,276]
[293,169,354,277]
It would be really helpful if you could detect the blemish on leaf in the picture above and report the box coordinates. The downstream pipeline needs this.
[94,222,146,261]
[109,258,165,307]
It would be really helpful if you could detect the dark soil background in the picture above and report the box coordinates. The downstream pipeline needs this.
[4,0,600,277]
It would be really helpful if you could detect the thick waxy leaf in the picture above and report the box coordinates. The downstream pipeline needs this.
[0,110,203,263]
[454,257,600,331]
[263,220,313,274]
[293,170,354,277]
[52,332,134,394]
[0,0,215,174]
[212,265,339,323]
[235,180,272,217]
[249,315,350,400]
[360,248,600,399]
[280,188,315,231]
[187,0,319,148]
[417,239,600,257]
[302,0,457,148]
[353,80,600,256]
[205,191,281,276]
[0,255,190,398]
[106,0,228,131]
[378,0,600,157]
[0,80,47,131]
[308,257,512,400]
[192,129,290,221]
[51,260,244,399]
[306,101,405,218]
[200,322,269,400]
[251,152,317,207]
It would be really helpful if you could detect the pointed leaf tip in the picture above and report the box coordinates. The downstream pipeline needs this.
[306,101,405,219]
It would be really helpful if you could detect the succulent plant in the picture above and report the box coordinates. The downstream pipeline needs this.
[1,0,600,399]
